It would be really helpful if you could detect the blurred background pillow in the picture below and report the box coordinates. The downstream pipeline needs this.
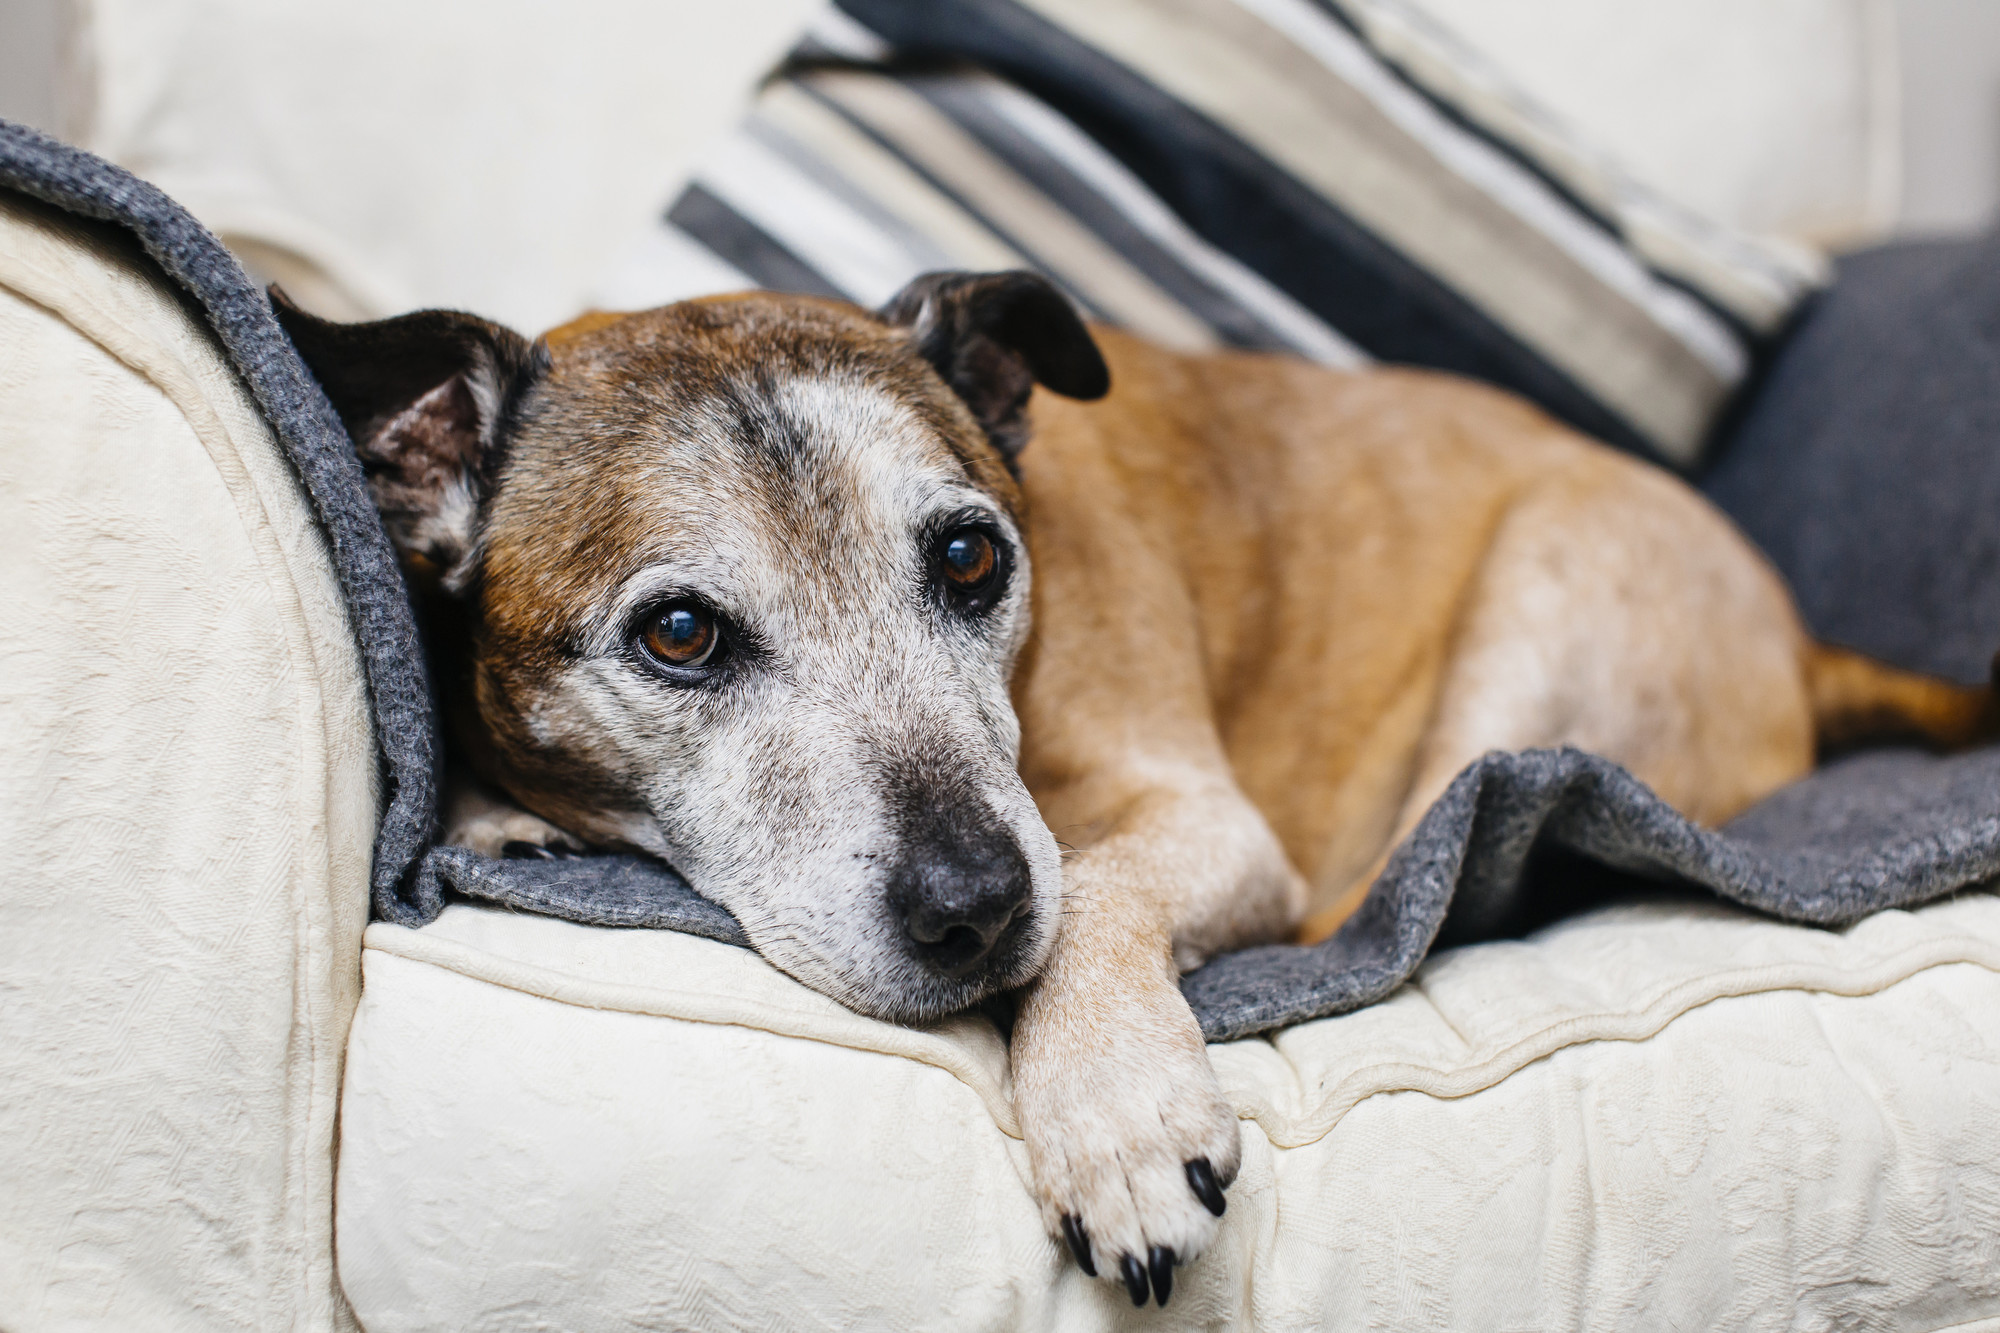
[599,0,1820,468]
[1703,231,2000,683]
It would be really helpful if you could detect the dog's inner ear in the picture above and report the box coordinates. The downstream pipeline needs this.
[271,287,546,584]
[879,271,1110,465]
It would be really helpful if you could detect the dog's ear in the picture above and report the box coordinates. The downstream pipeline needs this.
[879,271,1109,464]
[271,286,547,584]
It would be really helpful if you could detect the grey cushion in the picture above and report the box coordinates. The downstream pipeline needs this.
[1703,232,2000,683]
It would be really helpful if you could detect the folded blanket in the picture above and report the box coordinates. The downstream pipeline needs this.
[9,121,1994,1043]
[0,121,440,941]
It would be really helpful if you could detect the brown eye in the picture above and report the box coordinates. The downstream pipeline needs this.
[639,602,721,669]
[941,530,998,590]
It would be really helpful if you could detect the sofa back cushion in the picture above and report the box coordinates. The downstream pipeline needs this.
[1704,232,2000,683]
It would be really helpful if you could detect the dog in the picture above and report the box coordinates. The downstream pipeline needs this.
[276,271,1993,1308]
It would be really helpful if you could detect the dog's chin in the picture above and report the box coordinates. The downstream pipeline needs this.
[756,911,1054,1027]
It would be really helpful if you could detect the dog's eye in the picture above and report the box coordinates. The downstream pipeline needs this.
[940,530,998,592]
[638,601,723,670]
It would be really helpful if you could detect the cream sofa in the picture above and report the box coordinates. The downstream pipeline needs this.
[7,3,2000,1330]
[5,184,2000,1332]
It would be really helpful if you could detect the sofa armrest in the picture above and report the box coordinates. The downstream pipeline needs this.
[0,193,375,1331]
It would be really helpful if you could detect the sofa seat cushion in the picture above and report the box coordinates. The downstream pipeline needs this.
[338,894,2000,1330]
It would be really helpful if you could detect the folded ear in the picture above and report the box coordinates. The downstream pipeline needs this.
[879,271,1109,465]
[271,287,547,586]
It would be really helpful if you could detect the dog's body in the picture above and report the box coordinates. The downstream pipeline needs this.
[279,274,1991,1308]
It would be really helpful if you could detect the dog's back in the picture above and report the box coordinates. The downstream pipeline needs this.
[1011,327,1992,942]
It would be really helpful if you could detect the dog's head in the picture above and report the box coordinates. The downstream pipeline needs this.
[278,272,1108,1022]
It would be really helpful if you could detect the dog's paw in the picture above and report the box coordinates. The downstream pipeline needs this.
[1012,978,1240,1307]
[442,776,586,859]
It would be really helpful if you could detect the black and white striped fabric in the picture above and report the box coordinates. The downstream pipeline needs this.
[598,0,1826,468]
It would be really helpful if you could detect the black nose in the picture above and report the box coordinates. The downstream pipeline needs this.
[885,814,1033,977]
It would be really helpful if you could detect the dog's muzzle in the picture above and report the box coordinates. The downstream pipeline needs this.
[884,813,1033,978]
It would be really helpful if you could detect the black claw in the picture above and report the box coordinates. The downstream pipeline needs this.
[1187,1158,1226,1216]
[1061,1214,1096,1277]
[502,840,581,861]
[1119,1253,1149,1307]
[1148,1246,1175,1306]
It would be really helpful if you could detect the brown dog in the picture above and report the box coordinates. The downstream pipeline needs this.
[278,272,1990,1308]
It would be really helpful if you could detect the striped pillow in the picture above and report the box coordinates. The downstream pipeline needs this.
[597,0,1825,468]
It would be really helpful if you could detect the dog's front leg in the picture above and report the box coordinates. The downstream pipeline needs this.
[1012,893,1231,1308]
[441,766,587,859]
[1010,783,1299,1306]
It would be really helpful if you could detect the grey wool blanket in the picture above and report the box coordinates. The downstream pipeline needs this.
[10,121,1998,1043]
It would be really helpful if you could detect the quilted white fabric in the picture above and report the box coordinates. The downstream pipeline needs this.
[341,893,2000,1331]
[0,197,376,1331]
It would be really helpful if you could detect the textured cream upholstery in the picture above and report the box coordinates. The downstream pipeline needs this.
[341,894,2000,1331]
[0,196,376,1332]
